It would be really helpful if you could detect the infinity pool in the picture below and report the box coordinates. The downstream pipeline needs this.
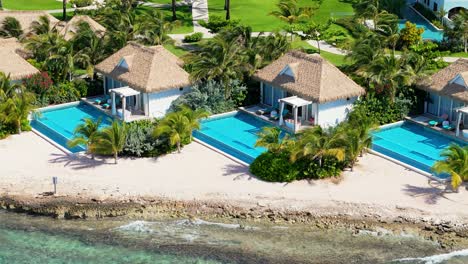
[399,6,444,41]
[193,112,272,164]
[31,102,112,153]
[372,122,466,178]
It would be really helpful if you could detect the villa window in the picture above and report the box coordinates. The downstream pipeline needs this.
[439,96,451,118]
[433,3,438,12]
[427,92,439,115]
[179,87,184,91]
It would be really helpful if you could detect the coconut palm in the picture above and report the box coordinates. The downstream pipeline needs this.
[344,116,376,170]
[225,0,231,20]
[0,17,23,38]
[353,0,380,25]
[0,89,36,134]
[31,15,55,35]
[179,105,209,141]
[93,120,127,164]
[432,144,468,191]
[270,0,311,26]
[290,126,347,166]
[24,31,66,63]
[171,0,177,21]
[137,9,178,45]
[186,35,251,98]
[153,111,190,153]
[451,10,468,53]
[63,0,67,21]
[68,117,102,159]
[357,53,415,102]
[0,72,19,101]
[255,126,291,153]
[45,42,91,81]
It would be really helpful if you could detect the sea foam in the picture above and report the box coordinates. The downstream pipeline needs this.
[394,248,468,264]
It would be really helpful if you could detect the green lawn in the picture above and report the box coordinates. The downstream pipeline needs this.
[3,0,71,10]
[164,44,190,57]
[207,0,354,32]
[291,39,348,66]
[136,6,193,34]
[447,52,468,58]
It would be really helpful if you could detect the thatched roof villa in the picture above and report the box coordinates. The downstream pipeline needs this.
[0,38,39,81]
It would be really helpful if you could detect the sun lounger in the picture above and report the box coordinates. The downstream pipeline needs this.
[94,99,102,104]
[256,106,275,115]
[429,114,448,126]
[102,103,110,109]
[442,121,455,131]
[269,109,289,121]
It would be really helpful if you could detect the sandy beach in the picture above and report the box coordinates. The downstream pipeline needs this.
[1,132,468,224]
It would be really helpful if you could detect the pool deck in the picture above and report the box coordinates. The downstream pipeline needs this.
[1,132,468,224]
[81,96,148,122]
[405,114,468,143]
[239,104,314,132]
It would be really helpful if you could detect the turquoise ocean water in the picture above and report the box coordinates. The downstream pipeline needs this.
[1,211,468,264]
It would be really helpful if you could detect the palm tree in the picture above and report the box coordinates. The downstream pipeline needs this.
[68,118,102,159]
[0,89,36,134]
[63,0,67,21]
[357,53,415,103]
[0,17,23,38]
[93,120,127,164]
[270,0,312,40]
[451,10,468,53]
[255,126,291,153]
[290,126,347,166]
[432,144,468,191]
[153,111,190,153]
[0,0,3,10]
[225,0,231,20]
[31,15,55,35]
[353,0,380,26]
[186,35,251,98]
[171,0,177,21]
[24,31,66,63]
[344,116,376,170]
[179,105,209,141]
[45,42,90,81]
[0,72,19,101]
[137,9,178,45]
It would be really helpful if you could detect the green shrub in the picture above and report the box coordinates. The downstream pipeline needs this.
[399,21,424,47]
[183,32,203,43]
[350,96,411,125]
[44,82,81,105]
[250,151,301,182]
[199,15,240,33]
[70,0,93,7]
[170,80,247,114]
[299,157,344,180]
[123,120,159,157]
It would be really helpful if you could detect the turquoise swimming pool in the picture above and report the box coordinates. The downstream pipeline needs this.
[31,102,112,153]
[372,121,466,178]
[399,6,444,41]
[193,112,273,164]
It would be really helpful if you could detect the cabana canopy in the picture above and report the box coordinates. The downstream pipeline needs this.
[109,86,140,121]
[278,96,312,132]
[455,106,468,137]
[110,86,140,97]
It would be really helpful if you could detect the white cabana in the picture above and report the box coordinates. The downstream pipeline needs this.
[455,106,468,138]
[109,86,140,121]
[278,96,312,132]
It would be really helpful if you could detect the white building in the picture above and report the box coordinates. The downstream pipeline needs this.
[253,51,365,129]
[414,0,467,19]
[95,43,191,121]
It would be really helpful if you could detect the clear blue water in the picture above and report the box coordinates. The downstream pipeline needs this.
[31,103,112,153]
[372,122,467,178]
[193,112,272,164]
[399,6,444,41]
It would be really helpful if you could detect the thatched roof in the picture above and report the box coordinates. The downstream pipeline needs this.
[253,51,365,103]
[95,42,191,93]
[57,15,106,40]
[417,59,468,103]
[0,11,59,33]
[0,38,39,80]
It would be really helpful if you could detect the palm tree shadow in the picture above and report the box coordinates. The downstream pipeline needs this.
[222,164,255,181]
[402,182,454,205]
[49,153,111,170]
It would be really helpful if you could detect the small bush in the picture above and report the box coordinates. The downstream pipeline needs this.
[250,152,301,182]
[183,32,203,43]
[70,0,93,7]
[44,82,81,105]
[199,15,240,33]
[299,157,344,180]
[23,72,54,95]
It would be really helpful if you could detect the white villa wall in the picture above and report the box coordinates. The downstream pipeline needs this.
[417,0,467,13]
[317,97,357,127]
[147,87,189,118]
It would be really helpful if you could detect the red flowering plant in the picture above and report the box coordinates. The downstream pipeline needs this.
[23,72,54,95]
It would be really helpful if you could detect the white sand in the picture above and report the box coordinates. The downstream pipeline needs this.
[1,132,468,221]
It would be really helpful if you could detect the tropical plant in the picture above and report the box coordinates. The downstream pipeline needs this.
[0,88,36,134]
[399,21,424,48]
[153,111,190,153]
[290,126,347,166]
[344,114,377,170]
[255,126,291,153]
[31,15,55,35]
[68,117,102,159]
[432,144,468,191]
[186,35,251,98]
[0,17,23,38]
[294,20,333,53]
[0,72,19,101]
[93,120,127,164]
[450,10,468,53]
[170,80,247,114]
[45,42,91,81]
[225,0,231,20]
[171,0,177,20]
[178,105,209,141]
[63,0,67,21]
[270,0,313,26]
[137,9,178,45]
[250,151,301,182]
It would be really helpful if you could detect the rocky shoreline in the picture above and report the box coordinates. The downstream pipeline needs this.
[1,194,468,250]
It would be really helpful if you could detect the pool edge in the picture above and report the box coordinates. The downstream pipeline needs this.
[193,138,249,167]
